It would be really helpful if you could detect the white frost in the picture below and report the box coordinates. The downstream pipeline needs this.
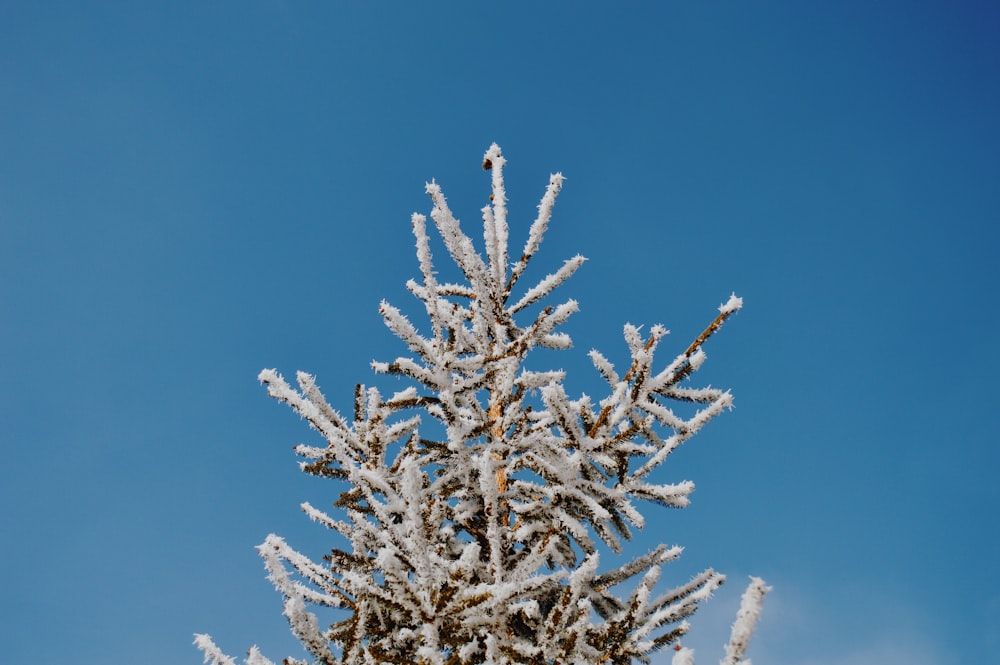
[719,293,743,314]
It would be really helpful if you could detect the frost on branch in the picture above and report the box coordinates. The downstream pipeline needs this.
[721,577,771,665]
[198,145,766,665]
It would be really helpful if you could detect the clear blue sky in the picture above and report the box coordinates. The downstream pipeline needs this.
[2,2,997,664]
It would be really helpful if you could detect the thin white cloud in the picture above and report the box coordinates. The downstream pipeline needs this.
[651,573,956,665]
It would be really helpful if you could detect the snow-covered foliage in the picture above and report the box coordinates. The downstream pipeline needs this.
[197,145,766,665]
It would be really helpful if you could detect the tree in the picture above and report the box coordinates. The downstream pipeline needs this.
[196,144,768,665]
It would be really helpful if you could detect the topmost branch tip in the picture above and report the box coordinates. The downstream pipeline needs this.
[483,143,504,170]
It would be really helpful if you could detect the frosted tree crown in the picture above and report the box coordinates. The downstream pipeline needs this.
[196,144,766,665]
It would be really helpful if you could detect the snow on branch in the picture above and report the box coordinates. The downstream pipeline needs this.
[482,143,509,291]
[721,577,772,665]
[507,171,564,294]
[509,254,587,313]
[244,648,276,665]
[194,635,237,665]
[426,180,490,299]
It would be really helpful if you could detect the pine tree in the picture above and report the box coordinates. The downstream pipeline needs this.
[197,145,768,665]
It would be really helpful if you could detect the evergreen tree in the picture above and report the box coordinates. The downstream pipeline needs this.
[197,145,768,665]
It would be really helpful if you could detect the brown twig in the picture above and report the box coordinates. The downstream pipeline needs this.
[684,307,736,357]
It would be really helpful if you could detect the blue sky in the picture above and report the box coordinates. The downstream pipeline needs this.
[1,2,998,663]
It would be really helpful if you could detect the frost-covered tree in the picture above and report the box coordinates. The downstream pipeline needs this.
[197,145,768,665]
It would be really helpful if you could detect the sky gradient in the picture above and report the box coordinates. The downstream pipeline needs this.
[2,2,998,664]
